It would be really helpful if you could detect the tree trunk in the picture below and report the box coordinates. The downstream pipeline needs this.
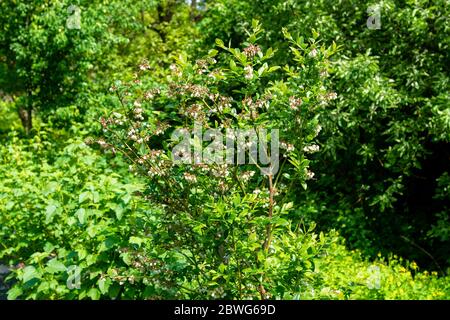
[26,107,32,135]
[190,0,197,20]
[18,106,32,135]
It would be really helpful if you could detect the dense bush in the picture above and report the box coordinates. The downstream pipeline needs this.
[198,0,450,269]
[0,132,159,299]
[96,22,339,299]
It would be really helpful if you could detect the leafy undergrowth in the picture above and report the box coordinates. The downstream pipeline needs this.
[314,241,450,300]
[0,133,448,300]
[0,132,157,299]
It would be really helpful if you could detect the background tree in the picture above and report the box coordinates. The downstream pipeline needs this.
[196,0,450,269]
[0,0,199,135]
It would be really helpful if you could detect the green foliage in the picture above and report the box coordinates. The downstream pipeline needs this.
[315,240,450,300]
[0,0,197,134]
[0,133,158,299]
[0,0,448,301]
[96,23,339,299]
[0,100,22,134]
[198,0,450,269]
[0,0,119,133]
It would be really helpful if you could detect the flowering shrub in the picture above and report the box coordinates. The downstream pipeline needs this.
[98,21,339,299]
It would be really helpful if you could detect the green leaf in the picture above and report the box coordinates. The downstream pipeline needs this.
[230,59,238,71]
[87,225,98,238]
[122,193,132,205]
[99,236,120,252]
[76,208,87,224]
[143,285,155,298]
[46,259,66,274]
[5,201,15,210]
[22,266,39,283]
[7,287,23,300]
[79,191,91,204]
[215,38,225,48]
[43,242,55,253]
[268,66,280,73]
[258,63,268,76]
[208,49,218,57]
[45,204,57,223]
[87,288,101,300]
[92,191,100,203]
[192,223,206,235]
[86,254,97,266]
[37,281,50,293]
[129,236,144,247]
[121,252,132,265]
[114,204,124,220]
[273,217,289,226]
[312,29,320,39]
[98,278,111,295]
[108,283,121,299]
[252,19,259,30]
